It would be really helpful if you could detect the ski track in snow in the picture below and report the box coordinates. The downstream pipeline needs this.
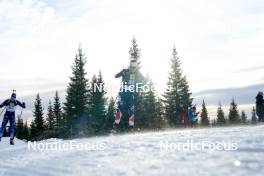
[1,125,264,176]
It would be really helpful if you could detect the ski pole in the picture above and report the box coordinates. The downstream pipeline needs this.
[113,93,119,104]
[0,108,6,133]
[0,107,6,117]
[18,108,23,119]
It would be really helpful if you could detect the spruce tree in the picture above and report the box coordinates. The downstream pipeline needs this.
[251,107,257,124]
[127,37,145,131]
[228,98,240,124]
[216,103,226,125]
[178,76,192,112]
[53,91,63,129]
[105,97,116,131]
[15,118,24,139]
[90,71,107,134]
[64,45,90,136]
[129,37,141,67]
[140,79,164,130]
[200,100,210,126]
[139,79,156,129]
[211,119,217,127]
[30,121,37,140]
[163,46,192,126]
[46,100,55,130]
[155,98,165,129]
[33,93,45,134]
[23,121,30,141]
[130,37,143,112]
[241,110,247,124]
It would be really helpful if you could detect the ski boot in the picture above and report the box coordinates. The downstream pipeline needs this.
[128,125,135,133]
[111,123,119,134]
[10,138,14,145]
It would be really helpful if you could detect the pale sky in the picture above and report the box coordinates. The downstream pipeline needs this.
[0,0,264,111]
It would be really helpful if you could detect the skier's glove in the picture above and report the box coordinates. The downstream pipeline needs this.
[22,102,26,108]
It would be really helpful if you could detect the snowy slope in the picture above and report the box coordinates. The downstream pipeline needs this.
[1,125,264,176]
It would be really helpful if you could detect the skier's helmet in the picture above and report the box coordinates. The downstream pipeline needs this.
[258,91,263,96]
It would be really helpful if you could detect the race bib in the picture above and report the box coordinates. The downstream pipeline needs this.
[7,102,16,112]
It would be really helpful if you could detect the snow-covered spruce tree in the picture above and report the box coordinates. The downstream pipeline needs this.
[200,100,210,126]
[46,100,55,130]
[216,103,226,125]
[89,71,107,134]
[64,46,90,137]
[32,93,45,135]
[163,46,192,127]
[15,118,24,139]
[241,110,247,124]
[53,91,63,129]
[228,98,241,124]
[105,97,116,132]
[251,107,257,124]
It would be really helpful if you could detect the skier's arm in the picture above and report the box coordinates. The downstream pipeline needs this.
[0,99,9,108]
[0,102,4,108]
[16,100,26,108]
[115,69,128,78]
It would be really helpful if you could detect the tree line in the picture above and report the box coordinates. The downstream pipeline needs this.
[7,38,259,141]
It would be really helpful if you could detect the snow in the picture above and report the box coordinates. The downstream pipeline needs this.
[1,125,264,176]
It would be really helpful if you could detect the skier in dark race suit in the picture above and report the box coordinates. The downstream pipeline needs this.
[0,91,26,145]
[111,58,138,133]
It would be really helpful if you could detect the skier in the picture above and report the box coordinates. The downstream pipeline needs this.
[188,106,199,127]
[256,91,264,122]
[0,91,26,145]
[111,58,138,133]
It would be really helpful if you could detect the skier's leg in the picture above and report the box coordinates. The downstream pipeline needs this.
[127,92,135,127]
[114,102,123,125]
[0,113,9,138]
[9,113,15,140]
[128,105,135,127]
[112,92,125,132]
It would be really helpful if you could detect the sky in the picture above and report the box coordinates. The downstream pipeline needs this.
[0,0,264,118]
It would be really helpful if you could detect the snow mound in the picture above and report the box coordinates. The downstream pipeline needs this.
[1,125,264,176]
